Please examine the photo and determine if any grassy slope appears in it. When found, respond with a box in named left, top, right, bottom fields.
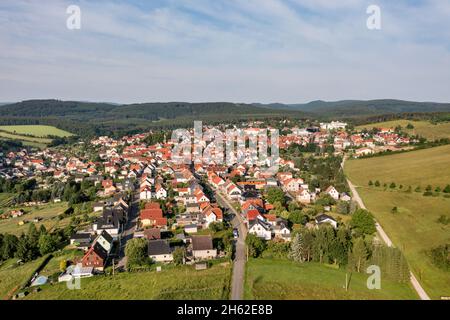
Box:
left=345, top=144, right=450, bottom=188
left=0, top=202, right=68, bottom=235
left=356, top=120, right=450, bottom=140
left=25, top=263, right=231, bottom=300
left=245, top=259, right=417, bottom=300
left=0, top=125, right=73, bottom=138
left=345, top=146, right=450, bottom=299
left=0, top=257, right=47, bottom=299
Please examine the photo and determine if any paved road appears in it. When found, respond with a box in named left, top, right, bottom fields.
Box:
left=342, top=158, right=431, bottom=300
left=117, top=192, right=140, bottom=269
left=215, top=191, right=247, bottom=300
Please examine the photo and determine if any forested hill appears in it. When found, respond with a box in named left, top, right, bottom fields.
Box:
left=0, top=100, right=307, bottom=137
left=256, top=99, right=450, bottom=118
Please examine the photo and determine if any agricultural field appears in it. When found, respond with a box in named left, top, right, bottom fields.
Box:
left=0, top=125, right=73, bottom=138
left=345, top=144, right=450, bottom=188
left=356, top=119, right=450, bottom=140
left=244, top=259, right=417, bottom=300
left=345, top=146, right=450, bottom=299
left=0, top=256, right=48, bottom=299
left=0, top=125, right=73, bottom=149
left=0, top=202, right=69, bottom=235
left=24, top=263, right=231, bottom=300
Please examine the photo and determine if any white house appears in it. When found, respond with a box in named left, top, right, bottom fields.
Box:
left=148, top=240, right=173, bottom=263
left=326, top=186, right=340, bottom=200
left=155, top=185, right=167, bottom=200
left=248, top=219, right=272, bottom=240
left=140, top=186, right=152, bottom=200
left=315, top=214, right=338, bottom=229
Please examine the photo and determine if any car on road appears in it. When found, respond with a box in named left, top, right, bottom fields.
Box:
left=233, top=228, right=239, bottom=239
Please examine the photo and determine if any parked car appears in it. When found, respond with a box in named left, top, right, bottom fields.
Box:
left=233, top=228, right=239, bottom=239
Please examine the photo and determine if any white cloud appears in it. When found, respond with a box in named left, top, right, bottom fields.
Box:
left=0, top=0, right=449, bottom=103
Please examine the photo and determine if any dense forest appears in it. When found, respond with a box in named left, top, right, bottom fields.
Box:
left=1, top=99, right=450, bottom=138
left=0, top=100, right=308, bottom=137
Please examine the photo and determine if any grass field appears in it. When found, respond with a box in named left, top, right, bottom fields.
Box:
left=0, top=256, right=47, bottom=299
left=0, top=125, right=72, bottom=149
left=244, top=259, right=417, bottom=300
left=345, top=144, right=450, bottom=188
left=0, top=202, right=68, bottom=235
left=345, top=146, right=450, bottom=299
left=25, top=263, right=231, bottom=300
left=0, top=125, right=73, bottom=138
left=356, top=120, right=450, bottom=140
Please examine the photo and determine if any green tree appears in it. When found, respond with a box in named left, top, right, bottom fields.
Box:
left=59, top=260, right=67, bottom=272
left=125, top=238, right=149, bottom=268
left=443, top=185, right=450, bottom=193
left=38, top=233, right=58, bottom=255
left=350, top=238, right=368, bottom=273
left=266, top=187, right=286, bottom=205
left=289, top=233, right=305, bottom=263
left=374, top=180, right=380, bottom=187
left=15, top=234, right=35, bottom=262
left=288, top=210, right=307, bottom=225
left=246, top=234, right=266, bottom=258
left=1, top=234, right=18, bottom=260
left=350, top=209, right=376, bottom=235
left=172, top=247, right=185, bottom=265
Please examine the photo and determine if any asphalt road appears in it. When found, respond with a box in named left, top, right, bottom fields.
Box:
left=342, top=158, right=431, bottom=300
left=117, top=192, right=140, bottom=269
left=215, top=191, right=247, bottom=300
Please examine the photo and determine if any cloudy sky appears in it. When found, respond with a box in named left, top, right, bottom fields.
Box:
left=0, top=0, right=449, bottom=104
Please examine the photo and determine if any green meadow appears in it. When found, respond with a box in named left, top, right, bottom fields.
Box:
left=345, top=145, right=450, bottom=299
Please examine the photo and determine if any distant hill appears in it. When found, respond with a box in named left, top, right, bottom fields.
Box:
left=1, top=99, right=449, bottom=137
left=0, top=100, right=307, bottom=137
left=255, top=99, right=450, bottom=118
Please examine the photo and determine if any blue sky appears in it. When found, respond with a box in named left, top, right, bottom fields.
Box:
left=0, top=0, right=449, bottom=103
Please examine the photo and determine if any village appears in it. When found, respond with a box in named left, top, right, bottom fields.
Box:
left=0, top=119, right=423, bottom=292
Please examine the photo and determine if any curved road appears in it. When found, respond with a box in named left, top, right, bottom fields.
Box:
left=343, top=158, right=431, bottom=300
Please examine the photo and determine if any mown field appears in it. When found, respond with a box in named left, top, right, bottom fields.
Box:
left=345, top=144, right=450, bottom=188
left=244, top=259, right=417, bottom=300
left=345, top=146, right=450, bottom=299
left=0, top=202, right=69, bottom=235
left=25, top=263, right=231, bottom=300
left=0, top=125, right=73, bottom=149
left=0, top=256, right=47, bottom=299
left=356, top=120, right=450, bottom=140
left=0, top=125, right=73, bottom=138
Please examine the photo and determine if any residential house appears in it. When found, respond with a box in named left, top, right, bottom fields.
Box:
left=191, top=235, right=217, bottom=260
left=148, top=240, right=173, bottom=263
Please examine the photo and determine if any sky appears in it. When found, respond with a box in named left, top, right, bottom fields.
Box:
left=0, top=0, right=450, bottom=104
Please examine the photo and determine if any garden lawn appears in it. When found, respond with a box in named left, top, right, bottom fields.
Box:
left=25, top=263, right=231, bottom=300
left=244, top=259, right=417, bottom=300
